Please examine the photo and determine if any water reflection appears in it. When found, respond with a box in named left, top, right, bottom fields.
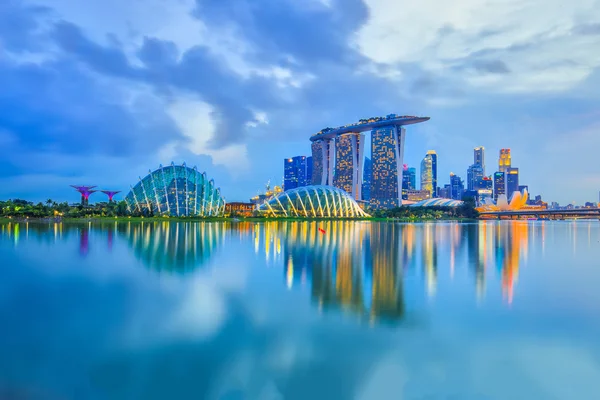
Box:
left=255, top=221, right=405, bottom=324
left=251, top=221, right=559, bottom=317
left=117, top=222, right=224, bottom=273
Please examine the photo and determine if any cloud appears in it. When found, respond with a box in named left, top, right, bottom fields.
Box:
left=355, top=0, right=600, bottom=93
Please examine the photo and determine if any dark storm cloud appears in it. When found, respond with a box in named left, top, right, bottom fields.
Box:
left=193, top=0, right=369, bottom=65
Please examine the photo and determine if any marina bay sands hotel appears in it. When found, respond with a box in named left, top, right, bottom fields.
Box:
left=310, top=114, right=430, bottom=208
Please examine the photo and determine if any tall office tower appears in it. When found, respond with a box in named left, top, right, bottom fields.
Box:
left=429, top=150, right=438, bottom=196
left=371, top=126, right=405, bottom=208
left=306, top=156, right=313, bottom=185
left=474, top=146, right=485, bottom=174
left=402, top=166, right=416, bottom=191
left=283, top=156, right=308, bottom=191
left=333, top=132, right=365, bottom=200
left=499, top=148, right=511, bottom=173
left=467, top=164, right=484, bottom=191
left=493, top=172, right=506, bottom=201
left=506, top=167, right=519, bottom=200
left=450, top=173, right=465, bottom=200
left=311, top=139, right=335, bottom=185
left=420, top=152, right=435, bottom=197
left=362, top=157, right=372, bottom=201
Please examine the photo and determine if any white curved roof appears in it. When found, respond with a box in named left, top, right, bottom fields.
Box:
left=257, top=185, right=370, bottom=218
left=409, top=198, right=464, bottom=208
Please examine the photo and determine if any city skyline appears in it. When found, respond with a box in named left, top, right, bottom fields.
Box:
left=0, top=1, right=599, bottom=205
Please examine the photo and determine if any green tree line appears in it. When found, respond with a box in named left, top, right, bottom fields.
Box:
left=0, top=199, right=130, bottom=218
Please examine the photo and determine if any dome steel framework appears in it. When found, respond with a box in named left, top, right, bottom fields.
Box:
left=125, top=162, right=225, bottom=216
left=257, top=185, right=370, bottom=218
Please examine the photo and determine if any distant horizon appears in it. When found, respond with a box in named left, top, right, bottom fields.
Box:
left=1, top=0, right=598, bottom=205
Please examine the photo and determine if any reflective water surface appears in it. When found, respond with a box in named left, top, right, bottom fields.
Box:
left=1, top=220, right=600, bottom=399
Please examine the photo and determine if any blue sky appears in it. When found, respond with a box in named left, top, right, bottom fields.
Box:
left=1, top=0, right=599, bottom=204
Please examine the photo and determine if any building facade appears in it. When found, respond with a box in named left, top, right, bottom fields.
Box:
left=493, top=171, right=506, bottom=201
left=420, top=152, right=434, bottom=197
left=474, top=146, right=485, bottom=174
left=450, top=173, right=465, bottom=200
left=370, top=126, right=405, bottom=208
left=333, top=133, right=365, bottom=200
left=284, top=156, right=310, bottom=191
left=310, top=139, right=335, bottom=186
left=499, top=148, right=511, bottom=173
left=362, top=157, right=372, bottom=201
left=467, top=164, right=484, bottom=191
left=506, top=167, right=519, bottom=200
left=225, top=202, right=255, bottom=217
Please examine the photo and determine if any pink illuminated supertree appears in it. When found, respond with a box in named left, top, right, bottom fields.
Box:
left=70, top=185, right=97, bottom=206
left=101, top=190, right=121, bottom=202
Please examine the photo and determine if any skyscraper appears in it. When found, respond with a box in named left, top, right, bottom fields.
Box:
left=499, top=149, right=511, bottom=173
left=506, top=167, right=519, bottom=200
left=493, top=172, right=506, bottom=201
left=333, top=132, right=365, bottom=200
left=474, top=146, right=485, bottom=174
left=371, top=126, right=405, bottom=208
left=362, top=157, right=372, bottom=201
left=429, top=150, right=438, bottom=196
left=311, top=139, right=335, bottom=185
left=467, top=164, right=484, bottom=191
left=402, top=166, right=416, bottom=191
left=306, top=156, right=313, bottom=185
left=284, top=156, right=308, bottom=191
left=420, top=151, right=436, bottom=197
left=450, top=173, right=465, bottom=200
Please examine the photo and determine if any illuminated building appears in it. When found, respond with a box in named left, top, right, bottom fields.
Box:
left=493, top=171, right=505, bottom=201
left=225, top=202, right=255, bottom=217
left=420, top=151, right=436, bottom=196
left=405, top=189, right=431, bottom=201
left=310, top=139, right=335, bottom=185
left=467, top=164, right=484, bottom=191
left=402, top=166, right=416, bottom=199
left=506, top=167, right=519, bottom=200
left=362, top=157, right=372, bottom=201
left=256, top=185, right=370, bottom=218
left=474, top=146, right=485, bottom=174
left=333, top=132, right=365, bottom=200
left=101, top=190, right=120, bottom=202
left=477, top=188, right=532, bottom=212
left=310, top=114, right=430, bottom=209
left=499, top=148, right=511, bottom=173
left=371, top=126, right=405, bottom=208
left=306, top=156, right=313, bottom=184
left=450, top=173, right=465, bottom=200
left=438, top=184, right=450, bottom=199
left=71, top=185, right=97, bottom=206
left=125, top=162, right=225, bottom=217
left=284, top=156, right=310, bottom=191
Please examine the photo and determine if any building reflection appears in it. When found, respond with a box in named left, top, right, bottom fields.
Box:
left=117, top=221, right=224, bottom=273
left=256, top=221, right=405, bottom=324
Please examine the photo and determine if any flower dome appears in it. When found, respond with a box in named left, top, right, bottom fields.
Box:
left=257, top=185, right=370, bottom=218
left=125, top=162, right=225, bottom=216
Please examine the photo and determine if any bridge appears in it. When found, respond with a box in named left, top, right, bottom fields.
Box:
left=479, top=208, right=600, bottom=220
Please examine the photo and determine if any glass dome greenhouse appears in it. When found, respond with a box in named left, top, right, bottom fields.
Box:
left=125, top=162, right=225, bottom=216
left=257, top=185, right=370, bottom=218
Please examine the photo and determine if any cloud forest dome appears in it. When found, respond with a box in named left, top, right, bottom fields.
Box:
left=257, top=186, right=370, bottom=218
left=125, top=162, right=225, bottom=217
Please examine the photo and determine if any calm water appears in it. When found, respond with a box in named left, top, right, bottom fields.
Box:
left=1, top=220, right=600, bottom=399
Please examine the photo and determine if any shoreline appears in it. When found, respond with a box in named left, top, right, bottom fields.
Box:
left=0, top=216, right=477, bottom=223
